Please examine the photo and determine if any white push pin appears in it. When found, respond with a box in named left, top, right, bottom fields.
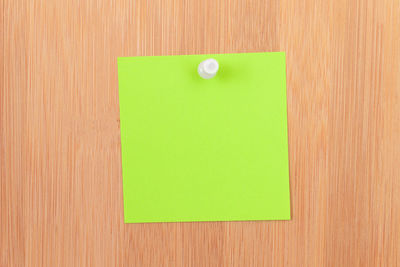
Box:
left=198, top=58, right=219, bottom=79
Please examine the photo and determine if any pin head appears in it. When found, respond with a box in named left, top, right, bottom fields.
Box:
left=198, top=59, right=219, bottom=79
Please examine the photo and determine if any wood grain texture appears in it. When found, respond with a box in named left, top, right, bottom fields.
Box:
left=1, top=0, right=400, bottom=266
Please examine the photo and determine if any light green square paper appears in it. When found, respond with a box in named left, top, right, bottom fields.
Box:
left=118, top=52, right=291, bottom=223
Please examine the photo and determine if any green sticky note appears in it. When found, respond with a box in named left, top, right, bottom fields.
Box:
left=118, top=52, right=291, bottom=223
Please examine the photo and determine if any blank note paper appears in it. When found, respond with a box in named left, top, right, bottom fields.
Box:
left=118, top=52, right=291, bottom=223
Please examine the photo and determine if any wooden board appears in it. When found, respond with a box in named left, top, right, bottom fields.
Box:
left=1, top=0, right=399, bottom=266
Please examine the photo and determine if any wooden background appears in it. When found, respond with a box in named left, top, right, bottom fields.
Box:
left=1, top=0, right=400, bottom=266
